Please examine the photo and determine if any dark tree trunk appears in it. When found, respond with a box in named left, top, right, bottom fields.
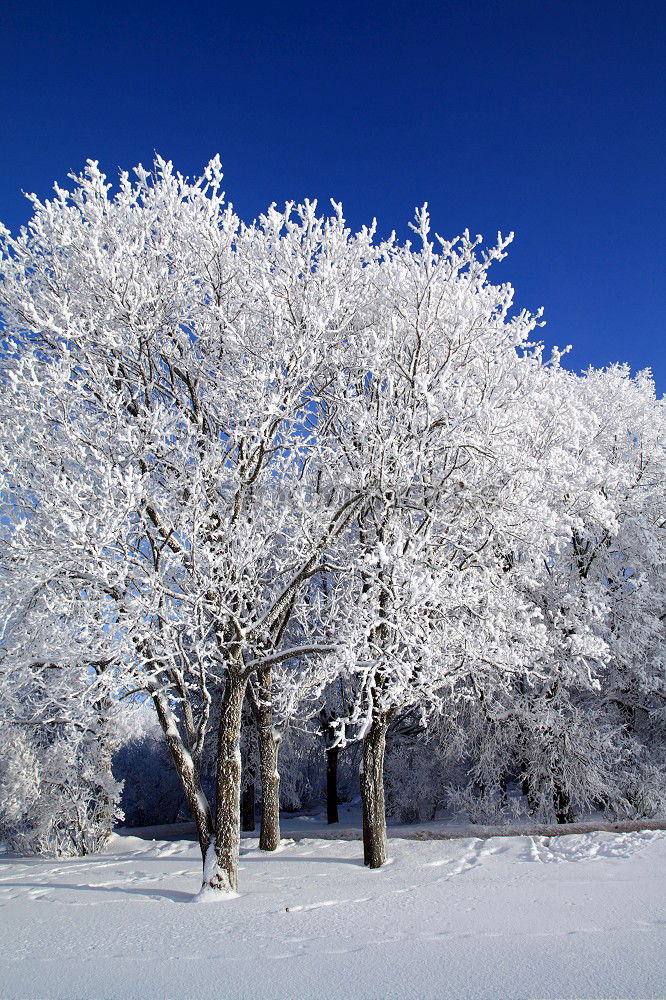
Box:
left=499, top=772, right=508, bottom=809
left=208, top=668, right=247, bottom=892
left=241, top=704, right=257, bottom=832
left=554, top=777, right=574, bottom=824
left=241, top=782, right=255, bottom=832
left=360, top=715, right=389, bottom=868
left=327, top=745, right=339, bottom=824
left=520, top=761, right=540, bottom=814
left=253, top=666, right=281, bottom=852
left=258, top=722, right=281, bottom=851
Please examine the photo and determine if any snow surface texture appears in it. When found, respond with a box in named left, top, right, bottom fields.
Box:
left=1, top=823, right=664, bottom=1000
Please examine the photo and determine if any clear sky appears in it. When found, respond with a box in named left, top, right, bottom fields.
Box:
left=1, top=0, right=664, bottom=392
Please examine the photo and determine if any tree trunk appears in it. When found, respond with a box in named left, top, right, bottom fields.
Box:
left=520, top=759, right=539, bottom=814
left=241, top=704, right=257, bottom=832
left=207, top=669, right=247, bottom=893
left=327, top=745, right=339, bottom=824
left=258, top=722, right=281, bottom=851
left=499, top=772, right=508, bottom=809
left=241, top=781, right=255, bottom=832
left=253, top=666, right=281, bottom=852
left=554, top=777, right=574, bottom=824
left=360, top=715, right=389, bottom=868
left=90, top=670, right=120, bottom=851
left=92, top=741, right=117, bottom=850
left=152, top=689, right=213, bottom=862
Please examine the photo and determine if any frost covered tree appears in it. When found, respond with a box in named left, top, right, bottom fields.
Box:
left=0, top=580, right=126, bottom=854
left=0, top=158, right=377, bottom=892
left=1, top=155, right=662, bottom=893
left=319, top=212, right=565, bottom=866
left=437, top=363, right=666, bottom=824
left=517, top=364, right=666, bottom=820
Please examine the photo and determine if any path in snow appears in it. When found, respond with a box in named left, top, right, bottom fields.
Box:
left=1, top=827, right=664, bottom=999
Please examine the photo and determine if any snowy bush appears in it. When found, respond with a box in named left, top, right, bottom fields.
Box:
left=0, top=720, right=123, bottom=857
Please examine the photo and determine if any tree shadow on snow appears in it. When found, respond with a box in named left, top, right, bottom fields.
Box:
left=3, top=881, right=193, bottom=903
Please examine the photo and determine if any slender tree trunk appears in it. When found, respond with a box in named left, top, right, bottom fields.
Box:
left=520, top=754, right=540, bottom=814
left=207, top=668, right=247, bottom=893
left=360, top=715, right=389, bottom=868
left=91, top=669, right=120, bottom=850
left=93, top=741, right=117, bottom=848
left=475, top=776, right=486, bottom=803
left=553, top=776, right=574, bottom=824
left=327, top=745, right=339, bottom=824
left=499, top=772, right=508, bottom=809
left=241, top=781, right=256, bottom=832
left=241, top=705, right=257, bottom=832
left=254, top=666, right=281, bottom=852
left=151, top=689, right=213, bottom=862
left=258, top=722, right=281, bottom=851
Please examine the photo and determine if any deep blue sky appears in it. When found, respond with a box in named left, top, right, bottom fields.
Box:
left=1, top=0, right=664, bottom=391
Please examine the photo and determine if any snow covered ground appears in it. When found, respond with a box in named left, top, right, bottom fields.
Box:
left=1, top=819, right=665, bottom=1000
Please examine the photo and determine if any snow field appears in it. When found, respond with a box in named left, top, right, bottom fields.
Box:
left=1, top=827, right=665, bottom=999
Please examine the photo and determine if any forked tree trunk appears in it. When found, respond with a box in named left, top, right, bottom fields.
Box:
left=360, top=715, right=389, bottom=868
left=151, top=689, right=213, bottom=862
left=327, top=745, right=339, bottom=824
left=207, top=669, right=247, bottom=893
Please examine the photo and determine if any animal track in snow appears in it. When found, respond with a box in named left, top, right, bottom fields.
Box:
left=529, top=830, right=663, bottom=864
